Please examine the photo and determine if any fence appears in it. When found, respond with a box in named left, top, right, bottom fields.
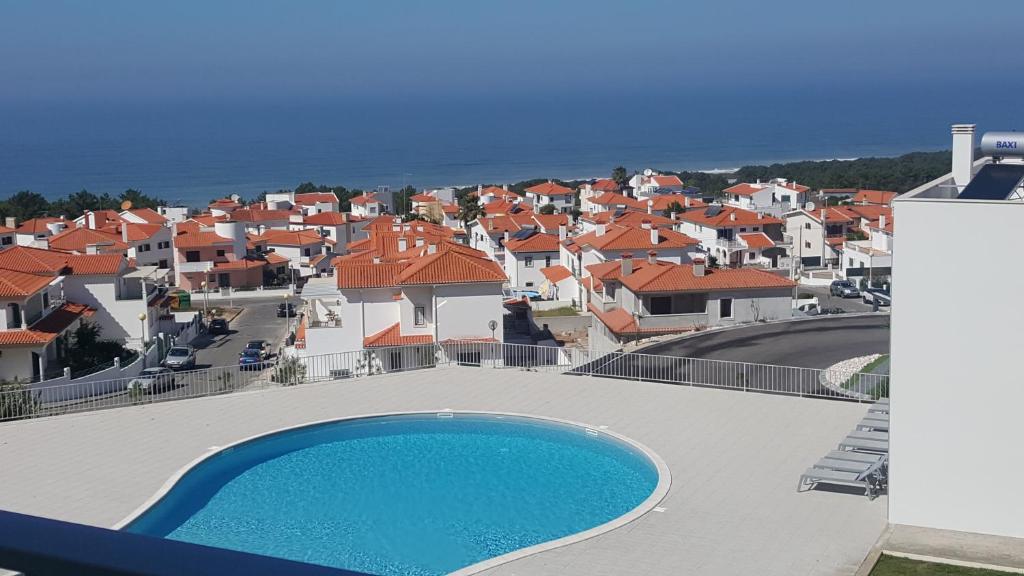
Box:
left=0, top=341, right=888, bottom=422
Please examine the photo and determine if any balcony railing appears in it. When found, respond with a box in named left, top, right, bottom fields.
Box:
left=714, top=237, right=745, bottom=251
left=178, top=261, right=213, bottom=273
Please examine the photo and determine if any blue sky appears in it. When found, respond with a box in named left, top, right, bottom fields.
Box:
left=1, top=0, right=1022, bottom=104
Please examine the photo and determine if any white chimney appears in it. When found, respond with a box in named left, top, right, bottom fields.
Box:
left=693, top=258, right=706, bottom=277
left=477, top=184, right=483, bottom=193
left=670, top=211, right=677, bottom=221
left=415, top=237, right=424, bottom=247
left=641, top=221, right=652, bottom=230
left=952, top=124, right=976, bottom=190
left=558, top=224, right=567, bottom=241
left=488, top=218, right=494, bottom=231
left=4, top=217, right=15, bottom=228
left=372, top=255, right=381, bottom=264
left=647, top=250, right=657, bottom=264
left=596, top=224, right=606, bottom=237
left=684, top=197, right=691, bottom=208
left=650, top=227, right=659, bottom=245
left=397, top=236, right=408, bottom=252
left=820, top=209, right=827, bottom=222
left=729, top=212, right=737, bottom=222
left=620, top=254, right=633, bottom=276
left=502, top=184, right=509, bottom=191
left=86, top=211, right=96, bottom=230
left=647, top=200, right=653, bottom=215
left=85, top=243, right=99, bottom=255
left=121, top=223, right=129, bottom=243
left=503, top=231, right=510, bottom=243
left=427, top=243, right=437, bottom=254
left=879, top=215, right=887, bottom=230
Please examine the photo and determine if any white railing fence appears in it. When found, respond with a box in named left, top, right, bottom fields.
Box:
left=0, top=342, right=888, bottom=422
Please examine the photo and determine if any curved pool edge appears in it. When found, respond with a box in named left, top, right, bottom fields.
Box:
left=112, top=410, right=673, bottom=574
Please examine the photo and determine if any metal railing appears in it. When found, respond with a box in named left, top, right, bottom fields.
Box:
left=0, top=342, right=888, bottom=422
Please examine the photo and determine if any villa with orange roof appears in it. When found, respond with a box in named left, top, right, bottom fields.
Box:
left=628, top=170, right=685, bottom=199
left=523, top=181, right=575, bottom=213
left=119, top=207, right=170, bottom=226
left=13, top=217, right=69, bottom=248
left=723, top=178, right=810, bottom=217
left=249, top=229, right=331, bottom=279
left=566, top=222, right=700, bottom=270
left=296, top=211, right=369, bottom=253
left=578, top=179, right=620, bottom=213
left=783, top=207, right=863, bottom=267
left=173, top=220, right=267, bottom=291
left=675, top=204, right=790, bottom=269
left=840, top=212, right=893, bottom=281
left=584, top=255, right=796, bottom=349
left=502, top=229, right=562, bottom=292
left=349, top=192, right=386, bottom=219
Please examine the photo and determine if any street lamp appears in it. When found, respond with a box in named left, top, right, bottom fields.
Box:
left=200, top=281, right=209, bottom=319
left=138, top=313, right=148, bottom=367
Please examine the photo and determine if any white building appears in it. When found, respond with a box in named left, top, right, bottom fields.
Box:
left=156, top=206, right=191, bottom=224
left=523, top=181, right=575, bottom=213
left=890, top=124, right=1024, bottom=541
left=578, top=179, right=621, bottom=214
left=14, top=217, right=68, bottom=248
left=502, top=230, right=561, bottom=291
left=349, top=193, right=385, bottom=219
left=628, top=170, right=685, bottom=199
left=674, top=205, right=788, bottom=269
left=722, top=178, right=809, bottom=217
left=840, top=214, right=893, bottom=282
left=294, top=192, right=340, bottom=215
left=297, top=212, right=369, bottom=255
left=565, top=223, right=699, bottom=270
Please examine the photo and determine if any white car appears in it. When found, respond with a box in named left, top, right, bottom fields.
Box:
left=128, top=367, right=176, bottom=393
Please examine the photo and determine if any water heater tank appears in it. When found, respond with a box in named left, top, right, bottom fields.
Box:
left=980, top=132, right=1024, bottom=157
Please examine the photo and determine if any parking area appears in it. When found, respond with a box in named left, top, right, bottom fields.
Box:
left=798, top=284, right=879, bottom=313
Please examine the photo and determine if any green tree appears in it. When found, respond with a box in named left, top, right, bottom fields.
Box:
left=0, top=379, right=38, bottom=421
left=457, top=193, right=485, bottom=226
left=538, top=203, right=556, bottom=215
left=611, top=166, right=629, bottom=187
left=393, top=185, right=416, bottom=215
left=66, top=322, right=135, bottom=375
left=661, top=201, right=685, bottom=218
left=0, top=190, right=50, bottom=222
left=119, top=189, right=164, bottom=210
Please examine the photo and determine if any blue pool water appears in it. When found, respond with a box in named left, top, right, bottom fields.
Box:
left=126, top=414, right=661, bottom=575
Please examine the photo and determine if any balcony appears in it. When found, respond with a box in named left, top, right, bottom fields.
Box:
left=178, top=261, right=213, bottom=273
left=23, top=297, right=66, bottom=327
left=714, top=237, right=745, bottom=252
left=636, top=312, right=708, bottom=330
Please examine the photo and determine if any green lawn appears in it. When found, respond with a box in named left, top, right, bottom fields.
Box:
left=871, top=555, right=1011, bottom=576
left=532, top=307, right=579, bottom=317
left=842, top=354, right=890, bottom=399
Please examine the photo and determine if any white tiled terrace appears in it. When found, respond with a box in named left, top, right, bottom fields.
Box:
left=0, top=367, right=886, bottom=575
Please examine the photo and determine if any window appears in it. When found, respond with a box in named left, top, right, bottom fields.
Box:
left=720, top=298, right=733, bottom=319
left=141, top=243, right=151, bottom=252
left=749, top=251, right=756, bottom=260
left=545, top=255, right=551, bottom=267
left=804, top=222, right=811, bottom=230
left=215, top=249, right=226, bottom=257
left=303, top=248, right=311, bottom=257
left=524, top=256, right=533, bottom=268
left=159, top=259, right=168, bottom=268
left=1, top=236, right=12, bottom=245
left=42, top=292, right=49, bottom=309
left=157, top=241, right=170, bottom=249
left=186, top=251, right=200, bottom=262
left=6, top=303, right=20, bottom=329
left=525, top=281, right=534, bottom=288
left=849, top=258, right=855, bottom=267
left=752, top=227, right=759, bottom=232
left=649, top=296, right=672, bottom=315
left=414, top=306, right=425, bottom=326
left=740, top=227, right=747, bottom=232
left=805, top=241, right=812, bottom=249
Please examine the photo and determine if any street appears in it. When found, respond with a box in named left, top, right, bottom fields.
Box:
left=798, top=285, right=879, bottom=313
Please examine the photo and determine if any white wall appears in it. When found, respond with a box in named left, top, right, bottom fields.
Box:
left=62, top=275, right=148, bottom=343
left=889, top=197, right=1024, bottom=539
left=0, top=346, right=42, bottom=381
left=435, top=283, right=504, bottom=342
left=505, top=250, right=557, bottom=289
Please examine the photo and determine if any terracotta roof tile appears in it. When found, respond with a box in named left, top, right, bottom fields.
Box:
left=124, top=207, right=168, bottom=224
left=0, top=270, right=55, bottom=297
left=363, top=323, right=433, bottom=348
left=15, top=217, right=63, bottom=235
left=294, top=193, right=339, bottom=205
left=349, top=194, right=380, bottom=206
left=739, top=233, right=775, bottom=250
left=504, top=232, right=561, bottom=253
left=541, top=265, right=573, bottom=284
left=0, top=302, right=95, bottom=346
left=574, top=224, right=698, bottom=251
left=621, top=263, right=796, bottom=294
left=249, top=229, right=324, bottom=247
left=173, top=231, right=233, bottom=248
left=0, top=247, right=124, bottom=275
left=48, top=227, right=128, bottom=253
left=304, top=212, right=349, bottom=225
left=677, top=205, right=783, bottom=228
left=525, top=181, right=574, bottom=197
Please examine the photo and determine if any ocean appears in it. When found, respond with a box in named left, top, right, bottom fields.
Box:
left=0, top=84, right=1017, bottom=207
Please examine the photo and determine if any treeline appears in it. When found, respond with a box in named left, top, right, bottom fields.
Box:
left=0, top=189, right=165, bottom=224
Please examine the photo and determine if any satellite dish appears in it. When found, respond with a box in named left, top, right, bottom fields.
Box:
left=120, top=200, right=133, bottom=210
left=230, top=194, right=241, bottom=203
left=643, top=169, right=654, bottom=177
left=804, top=201, right=816, bottom=212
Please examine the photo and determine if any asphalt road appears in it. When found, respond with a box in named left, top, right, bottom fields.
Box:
left=640, top=314, right=890, bottom=369
left=798, top=285, right=879, bottom=313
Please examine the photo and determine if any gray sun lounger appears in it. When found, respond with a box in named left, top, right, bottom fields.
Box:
left=867, top=404, right=890, bottom=415
left=814, top=458, right=877, bottom=474
left=857, top=418, right=889, bottom=432
left=838, top=436, right=889, bottom=453
left=825, top=450, right=887, bottom=465
left=799, top=459, right=886, bottom=498
left=847, top=430, right=889, bottom=442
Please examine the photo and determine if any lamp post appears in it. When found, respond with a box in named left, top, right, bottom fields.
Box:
left=138, top=313, right=147, bottom=366
left=283, top=293, right=291, bottom=332
left=200, top=281, right=209, bottom=319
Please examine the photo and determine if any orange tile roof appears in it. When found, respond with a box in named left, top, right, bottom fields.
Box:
left=723, top=183, right=764, bottom=197
left=621, top=262, right=796, bottom=294
left=304, top=212, right=350, bottom=225
left=480, top=200, right=529, bottom=216
left=209, top=198, right=242, bottom=209
left=349, top=194, right=380, bottom=206
left=442, top=203, right=460, bottom=215
left=0, top=302, right=95, bottom=346
left=294, top=316, right=307, bottom=349
left=337, top=250, right=505, bottom=289
left=525, top=181, right=574, bottom=197
left=651, top=175, right=684, bottom=187
left=677, top=205, right=783, bottom=228
left=409, top=193, right=439, bottom=203
left=62, top=254, right=126, bottom=275
left=363, top=323, right=433, bottom=348
left=586, top=211, right=675, bottom=228
left=589, top=192, right=645, bottom=210
left=124, top=207, right=168, bottom=224
left=249, top=229, right=324, bottom=247
left=851, top=190, right=898, bottom=205
left=739, top=233, right=775, bottom=250
left=229, top=208, right=298, bottom=223
left=48, top=227, right=128, bottom=253
left=0, top=270, right=56, bottom=297
left=0, top=246, right=124, bottom=275
left=264, top=252, right=289, bottom=265
left=574, top=224, right=698, bottom=251
left=478, top=186, right=521, bottom=199
left=294, top=192, right=339, bottom=205
left=531, top=213, right=569, bottom=231
left=587, top=304, right=637, bottom=333
left=647, top=195, right=706, bottom=212
left=116, top=223, right=165, bottom=242
left=212, top=258, right=266, bottom=271
left=504, top=232, right=561, bottom=253
left=173, top=231, right=233, bottom=248
left=587, top=178, right=620, bottom=192
left=15, top=217, right=63, bottom=235
left=541, top=265, right=573, bottom=284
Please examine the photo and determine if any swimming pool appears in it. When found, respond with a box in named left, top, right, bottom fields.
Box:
left=124, top=412, right=667, bottom=575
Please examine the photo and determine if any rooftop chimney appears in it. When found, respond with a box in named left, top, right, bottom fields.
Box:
left=372, top=255, right=381, bottom=264
left=397, top=236, right=408, bottom=252
left=121, top=223, right=129, bottom=243
left=670, top=211, right=677, bottom=221
left=502, top=184, right=509, bottom=191
left=650, top=227, right=659, bottom=245
left=86, top=211, right=96, bottom=230
left=621, top=254, right=633, bottom=276
left=729, top=212, right=737, bottom=222
left=427, top=243, right=437, bottom=254
left=85, top=243, right=100, bottom=255
left=596, top=224, right=606, bottom=237
left=477, top=184, right=483, bottom=193
left=952, top=124, right=976, bottom=190
left=684, top=197, right=691, bottom=208
left=641, top=221, right=652, bottom=230
left=647, top=200, right=653, bottom=215
left=558, top=224, right=567, bottom=241
left=648, top=250, right=657, bottom=264
left=879, top=215, right=887, bottom=230
left=415, top=237, right=424, bottom=247
left=693, top=258, right=706, bottom=277
left=503, top=231, right=510, bottom=244
left=820, top=209, right=827, bottom=221
left=4, top=217, right=15, bottom=229
left=488, top=218, right=494, bottom=231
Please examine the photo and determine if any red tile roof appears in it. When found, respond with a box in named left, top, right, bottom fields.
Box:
left=586, top=211, right=675, bottom=229
left=173, top=231, right=233, bottom=248
left=0, top=269, right=56, bottom=297
left=739, top=233, right=775, bottom=250
left=531, top=213, right=569, bottom=231
left=118, top=223, right=165, bottom=242
left=209, top=198, right=242, bottom=209
left=0, top=246, right=124, bottom=275
left=0, top=303, right=95, bottom=346
left=363, top=323, right=434, bottom=348
left=574, top=224, right=698, bottom=251
left=337, top=250, right=505, bottom=288
left=587, top=178, right=620, bottom=192
left=589, top=192, right=645, bottom=210
left=124, top=207, right=168, bottom=224
left=48, top=227, right=128, bottom=253
left=294, top=192, right=339, bottom=205
left=15, top=217, right=63, bottom=235
left=349, top=194, right=380, bottom=206
left=541, top=265, right=573, bottom=284
left=228, top=208, right=298, bottom=223
left=676, top=205, right=783, bottom=228
left=264, top=252, right=289, bottom=265
left=651, top=175, right=684, bottom=187
left=212, top=258, right=266, bottom=271
left=504, top=232, right=561, bottom=253
left=647, top=195, right=706, bottom=212
left=249, top=229, right=324, bottom=247
left=621, top=263, right=796, bottom=294
left=304, top=212, right=350, bottom=225
left=409, top=193, right=439, bottom=203
left=851, top=190, right=898, bottom=206
left=525, top=181, right=574, bottom=197
left=478, top=186, right=521, bottom=199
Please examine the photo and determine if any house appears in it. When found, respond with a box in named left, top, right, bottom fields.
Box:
left=14, top=217, right=68, bottom=248
left=476, top=185, right=521, bottom=205
left=298, top=211, right=369, bottom=254
left=58, top=220, right=173, bottom=269
left=578, top=210, right=675, bottom=234
left=628, top=171, right=685, bottom=199
left=584, top=192, right=645, bottom=216
left=226, top=208, right=298, bottom=234
left=851, top=189, right=898, bottom=206
left=119, top=207, right=170, bottom=226
left=173, top=220, right=266, bottom=291
left=249, top=229, right=330, bottom=279
left=783, top=207, right=877, bottom=267
left=578, top=179, right=620, bottom=214
left=468, top=214, right=534, bottom=264
left=208, top=198, right=243, bottom=217
left=566, top=223, right=700, bottom=274
left=296, top=246, right=507, bottom=369
left=156, top=205, right=191, bottom=224
left=440, top=203, right=462, bottom=229
left=539, top=265, right=578, bottom=304
left=47, top=227, right=129, bottom=255
left=0, top=225, right=15, bottom=250
left=722, top=179, right=810, bottom=216
left=841, top=214, right=893, bottom=282
left=349, top=192, right=385, bottom=218
left=502, top=230, right=562, bottom=291
left=294, top=192, right=340, bottom=215
left=118, top=223, right=173, bottom=269
left=675, top=205, right=789, bottom=269
left=585, top=255, right=795, bottom=350
left=523, top=181, right=575, bottom=213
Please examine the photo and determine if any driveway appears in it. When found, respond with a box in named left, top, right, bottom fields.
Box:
left=639, top=314, right=890, bottom=369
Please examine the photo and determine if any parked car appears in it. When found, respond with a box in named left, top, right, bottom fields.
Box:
left=862, top=288, right=892, bottom=306
left=277, top=303, right=296, bottom=317
left=829, top=280, right=861, bottom=298
left=245, top=339, right=271, bottom=360
left=162, top=345, right=196, bottom=370
left=796, top=302, right=820, bottom=316
left=209, top=318, right=229, bottom=334
left=128, top=367, right=176, bottom=393
left=238, top=348, right=268, bottom=370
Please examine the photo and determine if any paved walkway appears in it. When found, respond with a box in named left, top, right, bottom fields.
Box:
left=0, top=367, right=886, bottom=575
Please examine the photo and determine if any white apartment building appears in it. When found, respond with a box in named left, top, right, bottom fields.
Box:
left=675, top=205, right=788, bottom=268
left=890, top=124, right=1024, bottom=541
left=502, top=230, right=561, bottom=291
left=628, top=170, right=685, bottom=199
left=723, top=178, right=809, bottom=217
left=350, top=193, right=385, bottom=219
left=523, top=181, right=575, bottom=213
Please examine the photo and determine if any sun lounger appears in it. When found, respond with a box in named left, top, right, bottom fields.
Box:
left=875, top=398, right=890, bottom=405
left=799, top=459, right=886, bottom=498
left=847, top=430, right=889, bottom=442
left=838, top=436, right=888, bottom=453
left=857, top=418, right=889, bottom=431
left=814, top=458, right=876, bottom=474
left=867, top=402, right=890, bottom=414
left=825, top=450, right=886, bottom=465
